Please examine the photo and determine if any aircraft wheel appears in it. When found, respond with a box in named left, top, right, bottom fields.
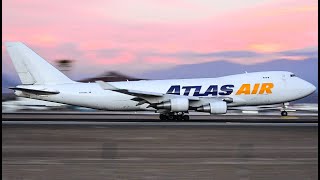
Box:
left=281, top=111, right=288, bottom=116
left=159, top=114, right=167, bottom=120
left=176, top=115, right=183, bottom=121
left=168, top=114, right=175, bottom=120
left=182, top=115, right=190, bottom=121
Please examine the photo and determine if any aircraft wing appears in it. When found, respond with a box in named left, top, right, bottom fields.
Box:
left=96, top=81, right=201, bottom=106
left=96, top=81, right=164, bottom=97
left=96, top=81, right=234, bottom=113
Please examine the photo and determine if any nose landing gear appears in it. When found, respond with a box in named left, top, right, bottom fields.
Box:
left=281, top=111, right=288, bottom=116
left=280, top=102, right=289, bottom=116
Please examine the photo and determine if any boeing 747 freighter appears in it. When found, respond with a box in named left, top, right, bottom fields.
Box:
left=5, top=42, right=316, bottom=120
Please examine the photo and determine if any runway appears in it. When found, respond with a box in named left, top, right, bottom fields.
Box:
left=2, top=116, right=318, bottom=180
left=2, top=111, right=318, bottom=124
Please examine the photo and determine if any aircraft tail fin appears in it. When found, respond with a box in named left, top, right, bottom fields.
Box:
left=5, top=42, right=75, bottom=85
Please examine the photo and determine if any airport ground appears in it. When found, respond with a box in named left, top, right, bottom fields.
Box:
left=2, top=111, right=319, bottom=122
left=2, top=113, right=318, bottom=180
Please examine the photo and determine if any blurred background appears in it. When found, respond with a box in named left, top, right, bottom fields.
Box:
left=2, top=0, right=318, bottom=113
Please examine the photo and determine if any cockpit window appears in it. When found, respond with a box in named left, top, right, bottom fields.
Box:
left=290, top=74, right=296, bottom=77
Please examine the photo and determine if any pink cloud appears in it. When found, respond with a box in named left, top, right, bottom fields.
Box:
left=2, top=0, right=317, bottom=75
left=145, top=56, right=181, bottom=64
left=85, top=51, right=134, bottom=65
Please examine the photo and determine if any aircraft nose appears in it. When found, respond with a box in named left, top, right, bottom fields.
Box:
left=310, top=83, right=316, bottom=93
left=304, top=81, right=316, bottom=95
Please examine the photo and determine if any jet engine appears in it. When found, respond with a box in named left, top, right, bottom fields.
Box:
left=157, top=98, right=189, bottom=112
left=197, top=101, right=227, bottom=114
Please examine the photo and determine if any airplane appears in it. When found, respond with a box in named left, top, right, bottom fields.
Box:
left=228, top=103, right=318, bottom=114
left=5, top=42, right=316, bottom=120
left=2, top=97, right=67, bottom=112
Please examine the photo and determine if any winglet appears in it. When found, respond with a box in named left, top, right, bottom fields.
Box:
left=96, top=81, right=118, bottom=90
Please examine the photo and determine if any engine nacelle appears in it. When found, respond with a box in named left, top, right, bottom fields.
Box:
left=197, top=101, right=227, bottom=114
left=157, top=98, right=189, bottom=112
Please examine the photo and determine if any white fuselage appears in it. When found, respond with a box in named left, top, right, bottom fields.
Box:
left=14, top=71, right=316, bottom=111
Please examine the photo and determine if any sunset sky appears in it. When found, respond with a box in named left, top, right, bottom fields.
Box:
left=2, top=0, right=318, bottom=79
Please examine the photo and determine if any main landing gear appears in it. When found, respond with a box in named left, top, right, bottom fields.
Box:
left=159, top=112, right=189, bottom=121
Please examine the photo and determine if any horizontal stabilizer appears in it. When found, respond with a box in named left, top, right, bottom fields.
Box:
left=9, top=87, right=60, bottom=95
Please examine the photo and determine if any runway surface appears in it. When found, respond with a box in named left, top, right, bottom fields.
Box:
left=2, top=117, right=318, bottom=180
left=2, top=112, right=318, bottom=123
